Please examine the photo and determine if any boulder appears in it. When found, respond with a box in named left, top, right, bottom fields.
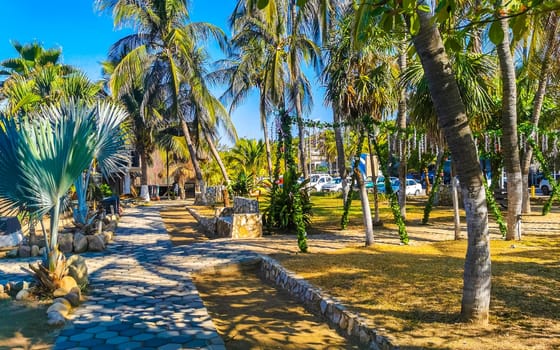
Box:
left=53, top=297, right=72, bottom=309
left=53, top=288, right=68, bottom=297
left=18, top=245, right=31, bottom=258
left=15, top=289, right=31, bottom=301
left=73, top=232, right=88, bottom=253
left=58, top=233, right=74, bottom=253
left=102, top=230, right=113, bottom=244
left=63, top=291, right=80, bottom=307
left=87, top=235, right=105, bottom=251
left=0, top=293, right=10, bottom=300
left=13, top=281, right=29, bottom=294
left=0, top=284, right=3, bottom=294
left=47, top=301, right=70, bottom=318
left=58, top=276, right=78, bottom=295
left=47, top=311, right=66, bottom=327
left=38, top=247, right=46, bottom=256
left=31, top=245, right=40, bottom=257
left=67, top=255, right=88, bottom=287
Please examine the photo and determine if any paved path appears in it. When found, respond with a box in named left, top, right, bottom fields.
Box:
left=1, top=204, right=261, bottom=350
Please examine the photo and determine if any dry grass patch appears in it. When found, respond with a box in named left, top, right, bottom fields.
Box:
left=274, top=236, right=560, bottom=350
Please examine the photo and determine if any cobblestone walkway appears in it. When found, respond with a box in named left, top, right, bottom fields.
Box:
left=0, top=204, right=261, bottom=350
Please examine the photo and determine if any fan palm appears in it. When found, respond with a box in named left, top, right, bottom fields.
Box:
left=0, top=101, right=98, bottom=285
left=73, top=101, right=129, bottom=225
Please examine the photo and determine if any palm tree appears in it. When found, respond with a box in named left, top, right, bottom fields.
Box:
left=0, top=42, right=100, bottom=115
left=228, top=138, right=267, bottom=186
left=97, top=0, right=231, bottom=204
left=73, top=101, right=130, bottom=225
left=0, top=101, right=99, bottom=291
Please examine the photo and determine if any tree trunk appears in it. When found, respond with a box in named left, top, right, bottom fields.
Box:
left=397, top=45, right=408, bottom=219
left=204, top=132, right=230, bottom=184
left=140, top=148, right=149, bottom=186
left=355, top=129, right=374, bottom=246
left=260, top=93, right=274, bottom=179
left=496, top=17, right=522, bottom=240
left=334, top=108, right=349, bottom=201
left=181, top=120, right=207, bottom=204
left=367, top=138, right=381, bottom=224
left=413, top=8, right=490, bottom=325
left=521, top=14, right=559, bottom=213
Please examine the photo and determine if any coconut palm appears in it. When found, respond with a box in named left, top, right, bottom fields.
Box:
left=97, top=0, right=232, bottom=204
left=228, top=138, right=267, bottom=186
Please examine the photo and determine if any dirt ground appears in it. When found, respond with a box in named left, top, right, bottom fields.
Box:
left=193, top=269, right=360, bottom=350
left=0, top=299, right=55, bottom=350
left=161, top=201, right=560, bottom=350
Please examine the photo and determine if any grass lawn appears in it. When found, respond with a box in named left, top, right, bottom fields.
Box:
left=188, top=193, right=560, bottom=349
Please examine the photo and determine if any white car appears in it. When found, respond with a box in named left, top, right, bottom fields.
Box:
left=308, top=174, right=332, bottom=192
left=322, top=177, right=343, bottom=192
left=395, top=178, right=423, bottom=196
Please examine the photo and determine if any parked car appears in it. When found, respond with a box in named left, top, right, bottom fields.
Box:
left=308, top=174, right=333, bottom=192
left=322, top=177, right=343, bottom=192
left=376, top=176, right=399, bottom=194
left=539, top=174, right=560, bottom=195
left=394, top=178, right=423, bottom=196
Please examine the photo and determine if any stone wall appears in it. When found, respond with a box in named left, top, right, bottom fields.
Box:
left=233, top=197, right=259, bottom=214
left=258, top=256, right=398, bottom=350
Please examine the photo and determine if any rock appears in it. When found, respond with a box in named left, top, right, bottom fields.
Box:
left=15, top=289, right=31, bottom=301
left=53, top=297, right=72, bottom=309
left=0, top=292, right=10, bottom=300
left=13, top=281, right=29, bottom=294
left=67, top=255, right=88, bottom=287
left=18, top=245, right=31, bottom=258
left=87, top=235, right=105, bottom=251
left=105, top=221, right=117, bottom=232
left=63, top=291, right=80, bottom=307
left=31, top=245, right=40, bottom=257
left=47, top=301, right=70, bottom=317
left=73, top=232, right=88, bottom=253
left=47, top=311, right=66, bottom=327
left=0, top=284, right=3, bottom=294
left=38, top=247, right=46, bottom=256
left=6, top=248, right=18, bottom=258
left=53, top=288, right=68, bottom=297
left=102, top=230, right=113, bottom=244
left=58, top=233, right=74, bottom=253
left=58, top=276, right=78, bottom=294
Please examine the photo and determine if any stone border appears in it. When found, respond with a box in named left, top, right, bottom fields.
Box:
left=258, top=256, right=398, bottom=350
left=197, top=255, right=398, bottom=350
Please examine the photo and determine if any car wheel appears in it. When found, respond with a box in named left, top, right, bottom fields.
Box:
left=415, top=189, right=420, bottom=196
left=542, top=186, right=550, bottom=195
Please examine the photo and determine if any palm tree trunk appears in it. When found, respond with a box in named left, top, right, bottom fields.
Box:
left=140, top=148, right=149, bottom=186
left=260, top=93, right=274, bottom=179
left=397, top=45, right=408, bottom=219
left=204, top=132, right=230, bottom=184
left=367, top=138, right=381, bottom=224
left=355, top=129, right=374, bottom=246
left=413, top=7, right=490, bottom=325
left=334, top=108, right=349, bottom=201
left=496, top=17, right=522, bottom=241
left=521, top=14, right=559, bottom=213
left=181, top=120, right=207, bottom=204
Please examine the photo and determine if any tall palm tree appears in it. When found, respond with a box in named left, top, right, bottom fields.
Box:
left=0, top=41, right=65, bottom=77
left=97, top=0, right=232, bottom=204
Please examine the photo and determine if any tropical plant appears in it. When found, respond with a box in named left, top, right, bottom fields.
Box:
left=98, top=0, right=232, bottom=204
left=0, top=101, right=100, bottom=293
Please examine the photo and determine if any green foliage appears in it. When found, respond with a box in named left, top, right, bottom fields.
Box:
left=229, top=171, right=252, bottom=197
left=265, top=111, right=309, bottom=252
left=99, top=183, right=113, bottom=197
left=484, top=180, right=507, bottom=237
left=422, top=155, right=445, bottom=225
left=263, top=169, right=313, bottom=231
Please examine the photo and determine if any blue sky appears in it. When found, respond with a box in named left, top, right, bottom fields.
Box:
left=0, top=1, right=331, bottom=143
